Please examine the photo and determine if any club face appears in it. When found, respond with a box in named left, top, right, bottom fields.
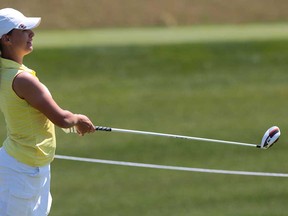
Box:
left=260, top=126, right=281, bottom=149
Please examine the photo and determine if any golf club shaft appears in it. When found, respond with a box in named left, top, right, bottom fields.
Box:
left=95, top=126, right=259, bottom=148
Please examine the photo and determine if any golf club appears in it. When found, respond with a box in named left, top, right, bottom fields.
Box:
left=90, top=125, right=280, bottom=149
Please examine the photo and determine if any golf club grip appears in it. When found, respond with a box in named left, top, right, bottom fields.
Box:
left=95, top=126, right=112, bottom=132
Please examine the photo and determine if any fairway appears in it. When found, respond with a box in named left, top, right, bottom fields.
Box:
left=1, top=24, right=288, bottom=215
left=34, top=23, right=288, bottom=48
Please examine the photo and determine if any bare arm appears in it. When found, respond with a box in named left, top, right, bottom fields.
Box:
left=13, top=72, right=95, bottom=135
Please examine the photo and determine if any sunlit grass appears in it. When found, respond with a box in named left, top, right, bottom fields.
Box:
left=34, top=23, right=288, bottom=48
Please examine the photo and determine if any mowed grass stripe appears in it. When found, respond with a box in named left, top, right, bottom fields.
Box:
left=34, top=23, right=288, bottom=48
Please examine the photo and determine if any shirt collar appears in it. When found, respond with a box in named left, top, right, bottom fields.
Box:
left=0, top=57, right=35, bottom=75
left=0, top=57, right=22, bottom=69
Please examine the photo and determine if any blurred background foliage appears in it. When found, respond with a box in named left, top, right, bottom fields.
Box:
left=2, top=0, right=288, bottom=29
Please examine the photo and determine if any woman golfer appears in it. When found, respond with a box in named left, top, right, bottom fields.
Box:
left=0, top=8, right=95, bottom=215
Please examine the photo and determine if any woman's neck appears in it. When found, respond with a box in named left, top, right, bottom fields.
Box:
left=1, top=51, right=23, bottom=64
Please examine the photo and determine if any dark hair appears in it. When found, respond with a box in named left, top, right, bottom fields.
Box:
left=0, top=29, right=13, bottom=55
left=0, top=39, right=2, bottom=56
left=6, top=29, right=13, bottom=35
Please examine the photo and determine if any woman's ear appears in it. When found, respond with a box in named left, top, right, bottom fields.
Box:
left=1, top=34, right=11, bottom=44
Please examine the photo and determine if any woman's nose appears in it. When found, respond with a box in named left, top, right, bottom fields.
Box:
left=28, top=30, right=35, bottom=38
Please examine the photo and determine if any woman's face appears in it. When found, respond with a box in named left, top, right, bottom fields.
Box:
left=8, top=29, right=35, bottom=57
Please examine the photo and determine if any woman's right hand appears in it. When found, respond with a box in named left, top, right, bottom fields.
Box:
left=74, top=114, right=95, bottom=136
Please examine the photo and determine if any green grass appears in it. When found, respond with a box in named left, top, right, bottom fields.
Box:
left=1, top=24, right=288, bottom=215
left=34, top=23, right=288, bottom=48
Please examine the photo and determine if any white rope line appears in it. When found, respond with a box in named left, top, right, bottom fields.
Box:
left=55, top=155, right=288, bottom=178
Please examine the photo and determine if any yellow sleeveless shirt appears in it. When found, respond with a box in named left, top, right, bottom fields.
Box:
left=0, top=58, right=56, bottom=167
